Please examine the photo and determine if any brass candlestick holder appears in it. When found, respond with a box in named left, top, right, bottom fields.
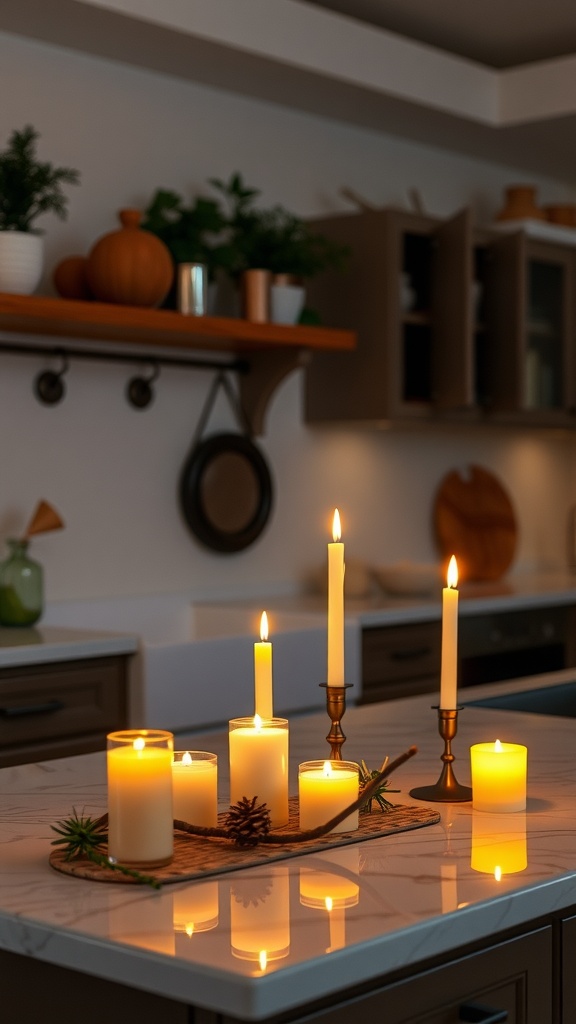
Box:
left=410, top=707, right=472, bottom=803
left=320, top=683, right=352, bottom=760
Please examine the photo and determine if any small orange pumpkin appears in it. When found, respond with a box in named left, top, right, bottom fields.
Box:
left=53, top=255, right=93, bottom=300
left=86, top=208, right=174, bottom=307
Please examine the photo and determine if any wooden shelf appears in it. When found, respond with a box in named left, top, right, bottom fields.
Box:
left=0, top=292, right=355, bottom=354
left=0, top=293, right=356, bottom=434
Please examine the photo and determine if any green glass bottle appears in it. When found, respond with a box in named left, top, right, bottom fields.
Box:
left=0, top=538, right=43, bottom=626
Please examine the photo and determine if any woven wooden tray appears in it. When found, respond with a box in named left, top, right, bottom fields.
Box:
left=49, top=799, right=440, bottom=886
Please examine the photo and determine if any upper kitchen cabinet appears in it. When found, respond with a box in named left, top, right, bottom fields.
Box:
left=482, top=231, right=576, bottom=425
left=304, top=206, right=478, bottom=425
left=305, top=206, right=576, bottom=428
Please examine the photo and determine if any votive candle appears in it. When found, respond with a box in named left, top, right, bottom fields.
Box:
left=229, top=716, right=289, bottom=826
left=470, top=740, right=527, bottom=812
left=299, top=759, right=359, bottom=834
left=172, top=750, right=218, bottom=827
left=107, top=729, right=174, bottom=867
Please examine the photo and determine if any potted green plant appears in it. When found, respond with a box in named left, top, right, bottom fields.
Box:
left=209, top=173, right=349, bottom=323
left=0, top=125, right=80, bottom=295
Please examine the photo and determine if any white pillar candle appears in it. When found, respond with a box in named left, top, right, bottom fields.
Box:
left=470, top=740, right=527, bottom=812
left=440, top=555, right=459, bottom=710
left=254, top=611, right=273, bottom=719
left=229, top=716, right=289, bottom=826
left=172, top=750, right=218, bottom=827
left=299, top=759, right=359, bottom=834
left=107, top=729, right=174, bottom=867
left=328, top=508, right=345, bottom=687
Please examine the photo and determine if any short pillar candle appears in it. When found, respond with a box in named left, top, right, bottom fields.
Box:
left=172, top=750, right=218, bottom=827
left=299, top=759, right=359, bottom=834
left=229, top=716, right=289, bottom=826
left=470, top=740, right=527, bottom=812
left=107, top=729, right=174, bottom=867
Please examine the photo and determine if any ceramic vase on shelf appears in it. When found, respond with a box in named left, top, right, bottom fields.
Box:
left=86, top=208, right=174, bottom=307
left=270, top=274, right=306, bottom=325
left=0, top=232, right=43, bottom=294
left=0, top=539, right=43, bottom=626
left=496, top=185, right=545, bottom=222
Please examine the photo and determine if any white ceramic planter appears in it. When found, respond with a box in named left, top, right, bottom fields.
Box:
left=0, top=231, right=44, bottom=294
left=270, top=281, right=305, bottom=324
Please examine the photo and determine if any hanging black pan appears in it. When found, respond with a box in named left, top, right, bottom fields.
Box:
left=179, top=373, right=274, bottom=553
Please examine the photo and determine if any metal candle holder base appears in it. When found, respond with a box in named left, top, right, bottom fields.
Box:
left=320, top=683, right=353, bottom=760
left=410, top=707, right=472, bottom=803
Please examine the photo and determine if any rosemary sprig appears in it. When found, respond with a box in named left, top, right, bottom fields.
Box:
left=50, top=810, right=161, bottom=889
left=359, top=757, right=399, bottom=813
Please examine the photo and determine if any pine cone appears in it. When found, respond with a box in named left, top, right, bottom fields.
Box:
left=225, top=795, right=272, bottom=847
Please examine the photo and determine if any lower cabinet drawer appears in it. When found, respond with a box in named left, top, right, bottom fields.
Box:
left=360, top=621, right=440, bottom=703
left=0, top=656, right=128, bottom=765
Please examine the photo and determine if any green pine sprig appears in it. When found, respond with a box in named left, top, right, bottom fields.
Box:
left=359, top=758, right=399, bottom=813
left=51, top=810, right=161, bottom=889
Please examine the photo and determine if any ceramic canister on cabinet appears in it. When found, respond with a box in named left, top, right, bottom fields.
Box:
left=86, top=208, right=174, bottom=307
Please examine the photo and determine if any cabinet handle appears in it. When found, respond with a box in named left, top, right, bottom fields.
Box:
left=0, top=699, right=65, bottom=718
left=390, top=646, right=432, bottom=661
left=459, top=1002, right=508, bottom=1022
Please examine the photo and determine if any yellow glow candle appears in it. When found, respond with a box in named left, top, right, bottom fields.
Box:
left=107, top=729, right=174, bottom=867
left=470, top=740, right=527, bottom=812
left=172, top=750, right=218, bottom=827
left=440, top=555, right=459, bottom=710
left=173, top=880, right=219, bottom=936
left=230, top=866, right=290, bottom=965
left=254, top=611, right=273, bottom=719
left=471, top=811, right=527, bottom=877
left=328, top=508, right=345, bottom=687
left=229, top=715, right=289, bottom=825
left=299, top=759, right=359, bottom=834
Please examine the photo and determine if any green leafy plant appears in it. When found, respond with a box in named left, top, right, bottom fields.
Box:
left=141, top=188, right=230, bottom=280
left=209, top=172, right=350, bottom=280
left=0, top=125, right=80, bottom=233
left=51, top=810, right=160, bottom=888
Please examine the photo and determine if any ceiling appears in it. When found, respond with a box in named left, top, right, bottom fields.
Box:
left=305, top=0, right=576, bottom=69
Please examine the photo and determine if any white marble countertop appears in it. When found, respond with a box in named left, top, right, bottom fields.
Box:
left=3, top=668, right=576, bottom=1020
left=0, top=624, right=138, bottom=668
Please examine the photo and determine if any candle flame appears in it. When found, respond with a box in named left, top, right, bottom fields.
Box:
left=260, top=611, right=269, bottom=642
left=447, top=555, right=458, bottom=589
left=494, top=739, right=503, bottom=752
left=185, top=923, right=195, bottom=937
left=494, top=865, right=502, bottom=882
left=258, top=950, right=267, bottom=972
left=182, top=751, right=193, bottom=766
left=322, top=760, right=333, bottom=778
left=332, top=508, right=341, bottom=543
left=325, top=896, right=333, bottom=912
left=133, top=736, right=145, bottom=751
left=254, top=713, right=263, bottom=732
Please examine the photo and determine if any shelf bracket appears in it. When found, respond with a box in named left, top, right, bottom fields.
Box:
left=239, top=349, right=310, bottom=435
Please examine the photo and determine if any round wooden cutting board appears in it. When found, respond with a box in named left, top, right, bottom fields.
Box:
left=433, top=465, right=518, bottom=582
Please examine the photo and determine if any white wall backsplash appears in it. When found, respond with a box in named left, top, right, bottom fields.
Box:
left=1, top=30, right=575, bottom=602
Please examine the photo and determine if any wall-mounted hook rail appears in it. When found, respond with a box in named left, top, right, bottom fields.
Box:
left=0, top=339, right=249, bottom=409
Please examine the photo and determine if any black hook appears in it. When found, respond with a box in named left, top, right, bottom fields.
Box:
left=34, top=350, right=69, bottom=406
left=126, top=361, right=160, bottom=409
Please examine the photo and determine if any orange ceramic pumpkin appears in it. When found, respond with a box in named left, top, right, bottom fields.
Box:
left=53, top=255, right=93, bottom=300
left=86, top=208, right=174, bottom=307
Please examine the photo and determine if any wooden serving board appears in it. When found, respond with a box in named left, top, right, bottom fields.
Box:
left=433, top=465, right=518, bottom=582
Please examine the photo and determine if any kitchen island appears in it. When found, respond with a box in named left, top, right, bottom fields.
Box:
left=2, top=669, right=576, bottom=1023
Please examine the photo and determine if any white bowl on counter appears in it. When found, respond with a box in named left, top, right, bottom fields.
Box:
left=374, top=561, right=442, bottom=597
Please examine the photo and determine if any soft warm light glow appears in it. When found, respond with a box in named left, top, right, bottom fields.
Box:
left=181, top=751, right=193, bottom=766
left=494, top=739, right=503, bottom=752
left=254, top=714, right=263, bottom=732
left=260, top=611, right=269, bottom=642
left=322, top=760, right=333, bottom=778
left=133, top=737, right=145, bottom=751
left=325, top=896, right=333, bottom=912
left=332, top=508, right=341, bottom=543
left=494, top=866, right=502, bottom=882
left=447, top=555, right=458, bottom=589
left=259, top=950, right=267, bottom=971
left=185, top=923, right=195, bottom=937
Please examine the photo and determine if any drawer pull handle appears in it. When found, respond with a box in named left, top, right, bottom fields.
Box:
left=459, top=1002, right=508, bottom=1023
left=390, top=646, right=432, bottom=661
left=0, top=699, right=65, bottom=718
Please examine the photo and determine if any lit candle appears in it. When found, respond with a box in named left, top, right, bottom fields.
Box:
left=229, top=715, right=289, bottom=825
left=173, top=880, right=219, bottom=936
left=107, top=729, right=174, bottom=867
left=440, top=555, right=459, bottom=709
left=470, top=740, right=527, bottom=812
left=471, top=811, right=527, bottom=877
left=328, top=508, right=345, bottom=687
left=299, top=759, right=359, bottom=834
left=172, top=750, right=218, bottom=827
left=299, top=847, right=360, bottom=948
left=254, top=611, right=273, bottom=719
